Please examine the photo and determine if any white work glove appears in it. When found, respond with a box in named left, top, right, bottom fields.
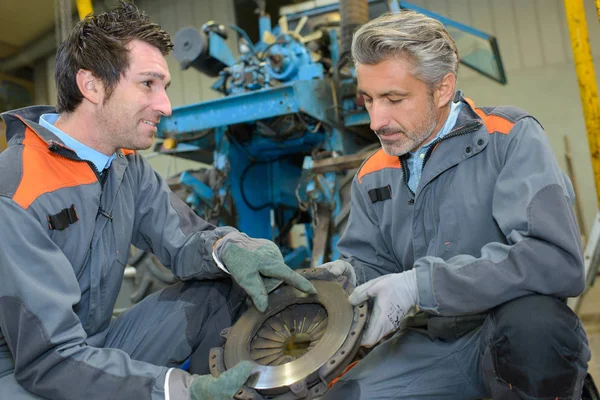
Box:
left=349, top=269, right=419, bottom=348
left=318, top=260, right=357, bottom=287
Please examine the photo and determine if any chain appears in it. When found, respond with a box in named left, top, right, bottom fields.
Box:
left=295, top=171, right=312, bottom=212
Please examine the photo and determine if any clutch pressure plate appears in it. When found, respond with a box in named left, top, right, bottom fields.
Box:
left=209, top=268, right=368, bottom=399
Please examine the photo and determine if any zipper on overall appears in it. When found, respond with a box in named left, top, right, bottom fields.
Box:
left=399, top=121, right=482, bottom=205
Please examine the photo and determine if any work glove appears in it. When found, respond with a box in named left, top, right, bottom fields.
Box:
left=318, top=260, right=357, bottom=287
left=215, top=232, right=317, bottom=312
left=349, top=269, right=419, bottom=348
left=190, top=361, right=253, bottom=400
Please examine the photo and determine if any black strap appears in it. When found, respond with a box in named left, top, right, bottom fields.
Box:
left=405, top=312, right=489, bottom=341
left=47, top=204, right=79, bottom=231
left=368, top=185, right=392, bottom=203
left=426, top=313, right=489, bottom=341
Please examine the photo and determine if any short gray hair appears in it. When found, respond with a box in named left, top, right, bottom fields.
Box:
left=351, top=11, right=459, bottom=88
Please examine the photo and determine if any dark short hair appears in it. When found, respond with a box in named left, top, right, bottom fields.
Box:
left=54, top=1, right=173, bottom=112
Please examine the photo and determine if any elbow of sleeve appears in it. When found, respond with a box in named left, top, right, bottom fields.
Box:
left=564, top=276, right=585, bottom=298
left=562, top=256, right=585, bottom=297
left=572, top=268, right=586, bottom=297
left=572, top=250, right=586, bottom=296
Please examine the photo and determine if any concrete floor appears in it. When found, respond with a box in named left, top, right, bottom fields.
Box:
left=577, top=281, right=600, bottom=384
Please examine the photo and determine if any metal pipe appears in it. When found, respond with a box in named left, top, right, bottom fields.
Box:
left=0, top=122, right=7, bottom=152
left=76, top=0, right=94, bottom=20
left=340, top=0, right=369, bottom=56
left=564, top=0, right=600, bottom=209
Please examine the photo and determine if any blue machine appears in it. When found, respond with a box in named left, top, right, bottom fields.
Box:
left=157, top=0, right=507, bottom=268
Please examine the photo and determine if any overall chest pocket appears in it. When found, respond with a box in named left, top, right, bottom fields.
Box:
left=113, top=221, right=131, bottom=267
left=431, top=207, right=461, bottom=260
left=90, top=216, right=132, bottom=321
left=105, top=217, right=132, bottom=275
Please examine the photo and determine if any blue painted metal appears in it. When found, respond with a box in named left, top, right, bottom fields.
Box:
left=228, top=24, right=257, bottom=54
left=284, top=246, right=310, bottom=269
left=284, top=0, right=390, bottom=23
left=328, top=29, right=339, bottom=66
left=179, top=171, right=214, bottom=206
left=208, top=33, right=236, bottom=67
left=227, top=145, right=272, bottom=238
left=231, top=58, right=271, bottom=94
left=179, top=358, right=191, bottom=371
left=297, top=63, right=325, bottom=81
left=258, top=15, right=271, bottom=42
left=158, top=142, right=203, bottom=154
left=344, top=111, right=370, bottom=127
left=157, top=79, right=337, bottom=138
left=157, top=10, right=371, bottom=267
left=267, top=40, right=305, bottom=80
left=264, top=35, right=323, bottom=82
left=387, top=0, right=400, bottom=12
left=157, top=0, right=507, bottom=269
left=244, top=134, right=324, bottom=159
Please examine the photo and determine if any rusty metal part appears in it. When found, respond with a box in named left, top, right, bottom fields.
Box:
left=209, top=268, right=368, bottom=399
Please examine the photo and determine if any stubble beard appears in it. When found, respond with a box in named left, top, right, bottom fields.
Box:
left=96, top=103, right=146, bottom=152
left=377, top=100, right=438, bottom=157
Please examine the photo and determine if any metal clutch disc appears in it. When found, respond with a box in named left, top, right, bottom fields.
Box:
left=209, top=268, right=368, bottom=399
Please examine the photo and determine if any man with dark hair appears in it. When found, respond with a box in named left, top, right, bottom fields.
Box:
left=0, top=2, right=315, bottom=399
left=320, top=10, right=590, bottom=400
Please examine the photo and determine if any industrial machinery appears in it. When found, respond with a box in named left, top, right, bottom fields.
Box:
left=155, top=0, right=507, bottom=269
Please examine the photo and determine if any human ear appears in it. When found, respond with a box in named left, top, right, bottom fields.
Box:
left=75, top=69, right=104, bottom=105
left=434, top=72, right=456, bottom=108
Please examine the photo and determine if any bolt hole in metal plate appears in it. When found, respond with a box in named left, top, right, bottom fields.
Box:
left=213, top=268, right=368, bottom=399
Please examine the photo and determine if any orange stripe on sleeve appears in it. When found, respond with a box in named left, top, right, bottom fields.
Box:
left=481, top=114, right=514, bottom=135
left=357, top=149, right=401, bottom=183
left=13, top=128, right=97, bottom=209
left=465, top=98, right=515, bottom=135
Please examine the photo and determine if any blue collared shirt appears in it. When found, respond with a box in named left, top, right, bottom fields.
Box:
left=406, top=100, right=464, bottom=193
left=40, top=113, right=116, bottom=172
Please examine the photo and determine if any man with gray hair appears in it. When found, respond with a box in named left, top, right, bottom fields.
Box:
left=321, top=10, right=590, bottom=400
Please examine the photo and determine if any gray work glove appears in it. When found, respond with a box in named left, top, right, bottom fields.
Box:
left=215, top=232, right=317, bottom=312
left=190, top=361, right=253, bottom=400
left=318, top=260, right=357, bottom=287
left=349, top=269, right=419, bottom=348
